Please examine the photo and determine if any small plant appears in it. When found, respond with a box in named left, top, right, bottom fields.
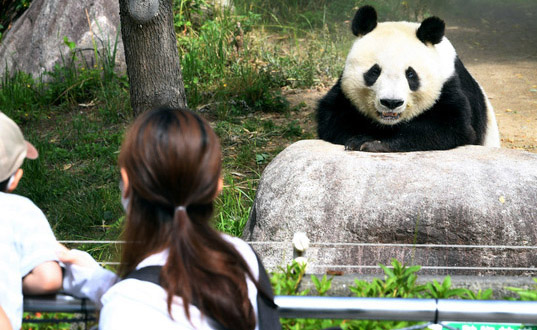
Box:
left=311, top=274, right=332, bottom=296
left=271, top=260, right=310, bottom=296
left=269, top=258, right=503, bottom=330
left=506, top=278, right=537, bottom=301
left=22, top=311, right=93, bottom=330
left=351, top=259, right=425, bottom=298
left=423, top=276, right=470, bottom=299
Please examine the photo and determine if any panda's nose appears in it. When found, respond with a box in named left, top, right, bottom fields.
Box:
left=380, top=99, right=404, bottom=110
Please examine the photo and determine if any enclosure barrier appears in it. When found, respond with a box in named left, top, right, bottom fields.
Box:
left=44, top=240, right=537, bottom=325
left=60, top=240, right=537, bottom=274
left=24, top=295, right=537, bottom=325
left=275, top=296, right=537, bottom=323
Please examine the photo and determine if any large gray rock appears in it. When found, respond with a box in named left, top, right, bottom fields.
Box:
left=244, top=140, right=537, bottom=276
left=0, top=0, right=125, bottom=78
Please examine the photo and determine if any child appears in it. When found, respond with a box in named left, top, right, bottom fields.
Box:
left=61, top=107, right=279, bottom=330
left=0, top=112, right=63, bottom=330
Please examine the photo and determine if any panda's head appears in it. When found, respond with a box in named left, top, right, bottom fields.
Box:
left=341, top=6, right=457, bottom=125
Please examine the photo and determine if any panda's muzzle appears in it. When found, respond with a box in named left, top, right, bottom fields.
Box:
left=378, top=111, right=401, bottom=120
left=380, top=99, right=404, bottom=110
left=378, top=99, right=404, bottom=121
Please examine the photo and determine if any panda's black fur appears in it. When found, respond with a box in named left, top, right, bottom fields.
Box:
left=316, top=6, right=496, bottom=152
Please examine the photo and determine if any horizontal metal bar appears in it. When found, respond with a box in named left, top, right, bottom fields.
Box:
left=58, top=240, right=537, bottom=250
left=248, top=241, right=537, bottom=250
left=305, top=265, right=537, bottom=271
left=275, top=296, right=436, bottom=321
left=24, top=294, right=96, bottom=313
left=274, top=296, right=537, bottom=323
left=437, top=299, right=537, bottom=323
left=25, top=295, right=537, bottom=324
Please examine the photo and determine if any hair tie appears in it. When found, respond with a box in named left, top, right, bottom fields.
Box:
left=175, top=205, right=187, bottom=213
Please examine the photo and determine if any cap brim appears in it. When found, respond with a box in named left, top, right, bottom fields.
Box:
left=25, top=141, right=39, bottom=159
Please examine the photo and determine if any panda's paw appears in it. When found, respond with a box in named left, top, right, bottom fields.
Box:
left=359, top=140, right=391, bottom=152
left=344, top=138, right=366, bottom=151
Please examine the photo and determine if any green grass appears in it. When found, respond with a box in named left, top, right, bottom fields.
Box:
left=0, top=0, right=523, bottom=264
left=2, top=71, right=129, bottom=240
left=0, top=0, right=520, bottom=263
left=0, top=1, right=332, bottom=252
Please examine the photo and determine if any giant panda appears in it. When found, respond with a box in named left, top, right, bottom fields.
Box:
left=316, top=5, right=500, bottom=152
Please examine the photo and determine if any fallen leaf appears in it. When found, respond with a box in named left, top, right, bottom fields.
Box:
left=327, top=270, right=344, bottom=276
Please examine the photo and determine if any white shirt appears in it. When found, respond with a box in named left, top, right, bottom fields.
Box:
left=64, top=234, right=260, bottom=330
left=0, top=192, right=59, bottom=330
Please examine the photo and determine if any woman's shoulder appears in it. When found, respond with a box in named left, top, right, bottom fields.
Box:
left=101, top=278, right=166, bottom=309
left=100, top=280, right=197, bottom=330
left=100, top=278, right=218, bottom=330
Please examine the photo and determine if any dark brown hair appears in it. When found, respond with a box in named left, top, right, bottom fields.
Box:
left=118, top=107, right=256, bottom=330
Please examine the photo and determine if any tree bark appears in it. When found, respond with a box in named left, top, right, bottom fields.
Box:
left=118, top=0, right=187, bottom=116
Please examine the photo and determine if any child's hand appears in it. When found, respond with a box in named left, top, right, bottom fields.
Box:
left=57, top=249, right=100, bottom=269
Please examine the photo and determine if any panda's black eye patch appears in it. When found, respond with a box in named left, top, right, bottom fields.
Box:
left=406, top=67, right=420, bottom=91
left=364, top=64, right=381, bottom=86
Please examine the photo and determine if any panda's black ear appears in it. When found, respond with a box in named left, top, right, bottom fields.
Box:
left=417, top=16, right=445, bottom=45
left=351, top=6, right=377, bottom=37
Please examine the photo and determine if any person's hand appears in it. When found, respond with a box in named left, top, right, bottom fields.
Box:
left=57, top=249, right=100, bottom=269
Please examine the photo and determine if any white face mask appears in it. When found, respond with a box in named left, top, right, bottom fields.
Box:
left=3, top=174, right=15, bottom=192
left=119, top=180, right=130, bottom=213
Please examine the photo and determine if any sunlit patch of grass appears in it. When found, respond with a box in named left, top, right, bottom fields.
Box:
left=0, top=0, right=346, bottom=247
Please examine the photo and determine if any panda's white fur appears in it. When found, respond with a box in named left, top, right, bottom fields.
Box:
left=317, top=6, right=501, bottom=151
left=481, top=86, right=501, bottom=147
left=341, top=21, right=499, bottom=147
left=341, top=21, right=457, bottom=125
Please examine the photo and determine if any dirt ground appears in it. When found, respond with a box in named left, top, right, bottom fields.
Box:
left=286, top=1, right=537, bottom=152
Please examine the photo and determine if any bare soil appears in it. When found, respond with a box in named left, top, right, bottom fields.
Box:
left=285, top=1, right=537, bottom=153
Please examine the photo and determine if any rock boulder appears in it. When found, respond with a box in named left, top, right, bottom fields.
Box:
left=0, top=0, right=125, bottom=78
left=244, top=140, right=537, bottom=275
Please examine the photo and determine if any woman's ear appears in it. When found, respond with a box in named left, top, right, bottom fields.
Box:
left=120, top=168, right=130, bottom=198
left=216, top=177, right=223, bottom=196
left=7, top=169, right=24, bottom=193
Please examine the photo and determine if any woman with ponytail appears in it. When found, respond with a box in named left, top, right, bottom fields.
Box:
left=60, top=107, right=279, bottom=330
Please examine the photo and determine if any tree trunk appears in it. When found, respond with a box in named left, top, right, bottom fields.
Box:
left=118, top=0, right=187, bottom=116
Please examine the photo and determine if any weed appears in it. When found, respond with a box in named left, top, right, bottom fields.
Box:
left=215, top=174, right=256, bottom=237
left=423, top=276, right=470, bottom=299
left=22, top=311, right=86, bottom=330
left=271, top=259, right=505, bottom=330
left=283, top=120, right=303, bottom=139
left=506, top=278, right=537, bottom=301
left=271, top=260, right=310, bottom=296
left=351, top=260, right=424, bottom=298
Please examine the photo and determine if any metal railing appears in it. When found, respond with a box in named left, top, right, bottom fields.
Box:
left=275, top=296, right=537, bottom=323
left=24, top=295, right=537, bottom=324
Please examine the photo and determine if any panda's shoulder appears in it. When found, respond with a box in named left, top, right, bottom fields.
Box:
left=319, top=79, right=350, bottom=107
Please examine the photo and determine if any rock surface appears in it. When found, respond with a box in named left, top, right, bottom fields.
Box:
left=0, top=0, right=125, bottom=78
left=244, top=140, right=537, bottom=275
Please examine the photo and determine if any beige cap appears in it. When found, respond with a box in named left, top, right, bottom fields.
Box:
left=0, top=112, right=38, bottom=182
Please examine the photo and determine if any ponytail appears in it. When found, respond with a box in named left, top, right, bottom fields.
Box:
left=161, top=204, right=256, bottom=330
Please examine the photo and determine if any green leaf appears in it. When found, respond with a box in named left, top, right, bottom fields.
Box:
left=63, top=36, right=76, bottom=51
